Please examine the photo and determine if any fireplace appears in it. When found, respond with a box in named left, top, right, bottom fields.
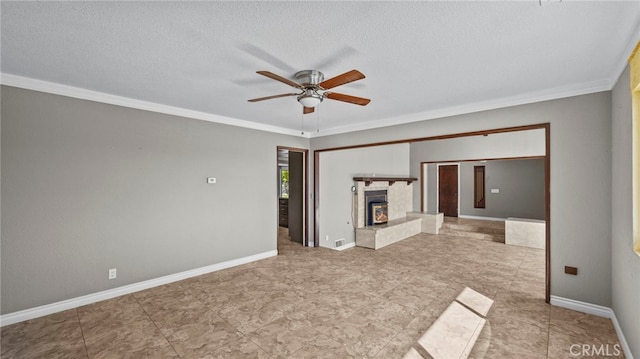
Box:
left=364, top=190, right=388, bottom=226
left=369, top=201, right=388, bottom=225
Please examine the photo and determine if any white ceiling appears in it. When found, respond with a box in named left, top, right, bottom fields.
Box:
left=2, top=1, right=639, bottom=137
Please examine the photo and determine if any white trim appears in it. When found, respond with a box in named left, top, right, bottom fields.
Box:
left=0, top=250, right=278, bottom=327
left=0, top=73, right=610, bottom=140
left=458, top=215, right=506, bottom=222
left=609, top=20, right=640, bottom=89
left=610, top=311, right=634, bottom=359
left=309, top=79, right=611, bottom=138
left=422, top=163, right=429, bottom=212
left=550, top=295, right=611, bottom=318
left=550, top=296, right=634, bottom=359
left=0, top=74, right=309, bottom=138
left=332, top=242, right=356, bottom=251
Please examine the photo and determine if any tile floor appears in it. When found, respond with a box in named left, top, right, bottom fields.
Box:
left=1, top=226, right=624, bottom=358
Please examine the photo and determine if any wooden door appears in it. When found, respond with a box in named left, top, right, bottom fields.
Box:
left=438, top=165, right=458, bottom=217
left=288, top=151, right=304, bottom=244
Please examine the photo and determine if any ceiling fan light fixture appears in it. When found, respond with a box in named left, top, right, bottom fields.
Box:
left=297, top=89, right=323, bottom=108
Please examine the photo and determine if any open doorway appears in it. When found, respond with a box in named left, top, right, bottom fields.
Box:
left=277, top=146, right=308, bottom=247
left=314, top=124, right=550, bottom=302
left=423, top=155, right=548, bottom=301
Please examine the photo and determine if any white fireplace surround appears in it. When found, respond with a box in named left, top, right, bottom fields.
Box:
left=355, top=180, right=414, bottom=228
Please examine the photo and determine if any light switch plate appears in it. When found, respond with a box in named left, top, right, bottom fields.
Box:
left=491, top=188, right=499, bottom=193
left=207, top=177, right=216, bottom=184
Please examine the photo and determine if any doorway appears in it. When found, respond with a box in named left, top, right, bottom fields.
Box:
left=438, top=164, right=459, bottom=217
left=277, top=146, right=308, bottom=246
left=315, top=124, right=550, bottom=302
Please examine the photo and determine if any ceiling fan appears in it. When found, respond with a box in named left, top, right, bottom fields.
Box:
left=248, top=69, right=370, bottom=114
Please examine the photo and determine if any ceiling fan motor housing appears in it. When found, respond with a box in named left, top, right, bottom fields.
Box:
left=295, top=70, right=325, bottom=87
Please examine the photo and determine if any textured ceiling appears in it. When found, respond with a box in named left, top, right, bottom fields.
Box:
left=2, top=1, right=639, bottom=136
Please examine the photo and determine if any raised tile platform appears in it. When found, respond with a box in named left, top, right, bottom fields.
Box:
left=406, top=212, right=444, bottom=234
left=505, top=217, right=546, bottom=249
left=439, top=217, right=505, bottom=243
left=355, top=217, right=421, bottom=250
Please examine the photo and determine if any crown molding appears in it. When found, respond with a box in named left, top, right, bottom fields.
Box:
left=0, top=72, right=613, bottom=140
left=608, top=19, right=640, bottom=88
left=308, top=78, right=611, bottom=138
left=0, top=74, right=311, bottom=138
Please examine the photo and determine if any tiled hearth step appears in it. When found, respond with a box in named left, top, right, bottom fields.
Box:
left=439, top=217, right=505, bottom=243
left=439, top=229, right=505, bottom=243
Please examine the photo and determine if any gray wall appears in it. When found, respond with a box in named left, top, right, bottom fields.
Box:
left=611, top=66, right=640, bottom=357
left=459, top=159, right=545, bottom=220
left=318, top=144, right=410, bottom=248
left=1, top=86, right=309, bottom=314
left=312, top=92, right=613, bottom=307
left=410, top=129, right=545, bottom=213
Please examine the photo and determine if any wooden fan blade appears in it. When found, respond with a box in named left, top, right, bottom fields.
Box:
left=325, top=92, right=371, bottom=106
left=303, top=106, right=315, bottom=114
left=248, top=93, right=298, bottom=102
left=256, top=71, right=302, bottom=89
left=319, top=69, right=365, bottom=90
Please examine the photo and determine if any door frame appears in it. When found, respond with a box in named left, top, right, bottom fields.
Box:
left=436, top=163, right=460, bottom=216
left=277, top=146, right=309, bottom=246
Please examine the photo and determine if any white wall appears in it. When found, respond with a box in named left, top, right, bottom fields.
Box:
left=312, top=92, right=612, bottom=306
left=318, top=144, right=410, bottom=248
left=611, top=65, right=640, bottom=357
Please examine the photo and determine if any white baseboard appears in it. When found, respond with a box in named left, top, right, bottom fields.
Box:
left=0, top=250, right=277, bottom=327
left=550, top=295, right=634, bottom=359
left=458, top=215, right=506, bottom=222
left=333, top=242, right=356, bottom=251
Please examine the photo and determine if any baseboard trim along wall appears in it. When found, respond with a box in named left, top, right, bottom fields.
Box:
left=550, top=295, right=634, bottom=359
left=0, top=250, right=278, bottom=327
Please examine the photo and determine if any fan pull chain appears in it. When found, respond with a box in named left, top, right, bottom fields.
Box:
left=316, top=104, right=320, bottom=133
left=300, top=112, right=304, bottom=136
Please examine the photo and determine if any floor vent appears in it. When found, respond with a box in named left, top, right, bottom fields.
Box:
left=335, top=238, right=345, bottom=248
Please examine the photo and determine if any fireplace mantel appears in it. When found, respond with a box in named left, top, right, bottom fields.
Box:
left=353, top=176, right=417, bottom=186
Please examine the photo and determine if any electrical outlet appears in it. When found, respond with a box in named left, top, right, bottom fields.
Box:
left=108, top=268, right=117, bottom=280
left=207, top=177, right=216, bottom=184
left=325, top=235, right=329, bottom=241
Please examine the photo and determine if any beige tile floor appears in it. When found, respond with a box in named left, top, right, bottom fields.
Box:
left=1, top=227, right=624, bottom=358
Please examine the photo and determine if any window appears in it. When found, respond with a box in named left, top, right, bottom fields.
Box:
left=474, top=166, right=486, bottom=208
left=279, top=167, right=289, bottom=198
left=630, top=41, right=640, bottom=256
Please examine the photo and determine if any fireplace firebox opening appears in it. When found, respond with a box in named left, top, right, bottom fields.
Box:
left=364, top=190, right=388, bottom=226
